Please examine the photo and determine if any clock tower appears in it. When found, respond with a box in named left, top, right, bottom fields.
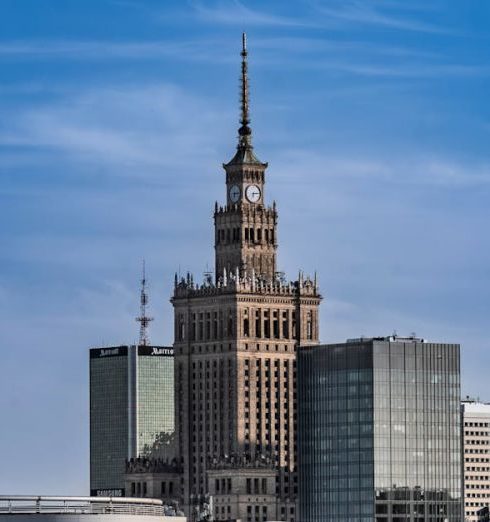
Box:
left=215, top=34, right=277, bottom=281
left=172, top=34, right=322, bottom=522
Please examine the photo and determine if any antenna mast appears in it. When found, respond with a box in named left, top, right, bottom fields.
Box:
left=136, top=260, right=153, bottom=346
left=238, top=32, right=252, bottom=148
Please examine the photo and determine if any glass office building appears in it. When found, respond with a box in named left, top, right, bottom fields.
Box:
left=90, top=345, right=174, bottom=496
left=298, top=336, right=461, bottom=522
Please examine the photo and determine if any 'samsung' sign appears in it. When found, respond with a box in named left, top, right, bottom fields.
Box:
left=91, top=489, right=124, bottom=497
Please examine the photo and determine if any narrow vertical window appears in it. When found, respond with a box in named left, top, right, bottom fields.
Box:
left=273, top=310, right=279, bottom=339
left=213, top=311, right=218, bottom=339
left=264, top=310, right=270, bottom=339
left=282, top=311, right=289, bottom=339
left=179, top=318, right=185, bottom=341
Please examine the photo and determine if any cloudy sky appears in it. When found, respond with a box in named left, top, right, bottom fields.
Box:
left=1, top=0, right=489, bottom=494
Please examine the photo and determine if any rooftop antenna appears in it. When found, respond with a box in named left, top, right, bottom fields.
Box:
left=136, top=260, right=153, bottom=346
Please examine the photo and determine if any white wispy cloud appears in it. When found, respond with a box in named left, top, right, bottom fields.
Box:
left=2, top=82, right=489, bottom=190
left=0, top=84, right=230, bottom=174
left=189, top=0, right=309, bottom=27
left=310, top=0, right=451, bottom=34
left=188, top=0, right=450, bottom=34
left=270, top=148, right=490, bottom=189
left=0, top=39, right=235, bottom=64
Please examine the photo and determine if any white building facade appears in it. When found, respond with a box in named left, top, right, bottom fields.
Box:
left=462, top=399, right=490, bottom=521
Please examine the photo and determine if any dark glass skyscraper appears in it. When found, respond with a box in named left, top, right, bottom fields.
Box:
left=89, top=345, right=175, bottom=496
left=298, top=336, right=461, bottom=522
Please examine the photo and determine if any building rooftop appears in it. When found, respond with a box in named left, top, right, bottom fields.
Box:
left=461, top=397, right=490, bottom=413
left=346, top=334, right=427, bottom=344
left=0, top=496, right=182, bottom=518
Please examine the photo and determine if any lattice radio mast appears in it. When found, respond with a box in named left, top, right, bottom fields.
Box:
left=136, top=260, right=153, bottom=346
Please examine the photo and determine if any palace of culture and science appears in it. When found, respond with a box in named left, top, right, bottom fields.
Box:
left=171, top=34, right=321, bottom=521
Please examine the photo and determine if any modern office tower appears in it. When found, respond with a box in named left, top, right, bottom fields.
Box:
left=461, top=398, right=490, bottom=521
left=89, top=345, right=175, bottom=496
left=171, top=34, right=322, bottom=521
left=298, top=336, right=462, bottom=522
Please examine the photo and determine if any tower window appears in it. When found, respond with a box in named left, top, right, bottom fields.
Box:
left=245, top=228, right=249, bottom=240
left=255, top=310, right=261, bottom=338
left=273, top=310, right=279, bottom=339
left=250, top=228, right=255, bottom=242
left=206, top=312, right=211, bottom=339
left=264, top=310, right=270, bottom=339
left=244, top=317, right=250, bottom=337
left=178, top=314, right=185, bottom=341
left=228, top=311, right=233, bottom=337
left=191, top=313, right=196, bottom=341
left=199, top=313, right=204, bottom=340
left=306, top=311, right=313, bottom=340
left=282, top=311, right=289, bottom=339
left=213, top=312, right=218, bottom=339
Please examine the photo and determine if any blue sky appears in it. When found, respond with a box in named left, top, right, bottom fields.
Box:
left=1, top=0, right=489, bottom=494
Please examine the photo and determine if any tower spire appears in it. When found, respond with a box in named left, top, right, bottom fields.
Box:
left=136, top=260, right=153, bottom=346
left=238, top=32, right=252, bottom=148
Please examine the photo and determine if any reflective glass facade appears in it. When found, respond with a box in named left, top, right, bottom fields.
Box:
left=135, top=346, right=175, bottom=459
left=90, top=345, right=174, bottom=495
left=90, top=346, right=129, bottom=494
left=298, top=338, right=461, bottom=522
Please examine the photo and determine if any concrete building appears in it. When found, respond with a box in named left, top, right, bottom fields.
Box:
left=0, top=496, right=185, bottom=522
left=462, top=399, right=490, bottom=521
left=90, top=345, right=175, bottom=496
left=125, top=457, right=183, bottom=509
left=298, top=336, right=462, bottom=522
left=171, top=34, right=321, bottom=521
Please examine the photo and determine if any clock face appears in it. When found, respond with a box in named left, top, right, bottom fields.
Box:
left=229, top=184, right=241, bottom=203
left=245, top=184, right=261, bottom=203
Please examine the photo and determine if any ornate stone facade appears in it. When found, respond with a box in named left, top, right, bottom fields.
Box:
left=172, top=34, right=322, bottom=522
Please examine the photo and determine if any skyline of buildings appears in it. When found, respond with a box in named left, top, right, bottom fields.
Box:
left=85, top=33, right=485, bottom=522
left=83, top=33, right=488, bottom=522
left=2, top=1, right=489, bottom=498
left=0, top=23, right=480, bottom=522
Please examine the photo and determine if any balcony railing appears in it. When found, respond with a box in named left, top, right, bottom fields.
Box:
left=0, top=496, right=165, bottom=517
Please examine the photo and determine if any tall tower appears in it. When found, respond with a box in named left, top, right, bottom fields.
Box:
left=172, top=34, right=322, bottom=522
left=215, top=33, right=276, bottom=281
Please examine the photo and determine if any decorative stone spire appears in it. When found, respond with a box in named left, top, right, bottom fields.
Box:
left=224, top=33, right=266, bottom=167
left=238, top=32, right=252, bottom=148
